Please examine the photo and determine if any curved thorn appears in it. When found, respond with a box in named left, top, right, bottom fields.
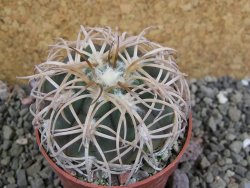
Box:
left=91, top=84, right=103, bottom=105
left=113, top=36, right=119, bottom=68
left=69, top=47, right=94, bottom=69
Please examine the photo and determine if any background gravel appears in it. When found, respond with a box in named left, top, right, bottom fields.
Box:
left=0, top=76, right=249, bottom=188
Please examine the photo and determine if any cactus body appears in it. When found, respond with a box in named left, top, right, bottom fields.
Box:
left=29, top=26, right=190, bottom=185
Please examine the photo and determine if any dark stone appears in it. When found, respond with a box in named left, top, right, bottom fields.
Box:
left=27, top=162, right=42, bottom=177
left=192, top=118, right=202, bottom=128
left=8, top=107, right=17, bottom=118
left=234, top=166, right=247, bottom=177
left=205, top=172, right=214, bottom=183
left=39, top=166, right=53, bottom=179
left=200, top=156, right=210, bottom=169
left=2, top=140, right=11, bottom=150
left=190, top=176, right=200, bottom=187
left=210, top=176, right=226, bottom=188
left=180, top=162, right=192, bottom=173
left=11, top=158, right=19, bottom=170
left=200, top=85, right=215, bottom=98
left=16, top=128, right=24, bottom=136
left=7, top=176, right=15, bottom=184
left=242, top=181, right=250, bottom=188
left=5, top=184, right=17, bottom=188
left=228, top=107, right=241, bottom=122
left=207, top=152, right=220, bottom=164
left=16, top=169, right=27, bottom=188
left=208, top=117, right=217, bottom=132
left=0, top=103, right=7, bottom=113
left=30, top=177, right=45, bottom=188
left=3, top=125, right=14, bottom=140
left=19, top=108, right=28, bottom=116
left=230, top=91, right=242, bottom=103
left=209, top=164, right=220, bottom=177
left=1, top=156, right=10, bottom=166
left=229, top=141, right=242, bottom=153
left=171, top=169, right=189, bottom=188
left=10, top=143, right=23, bottom=157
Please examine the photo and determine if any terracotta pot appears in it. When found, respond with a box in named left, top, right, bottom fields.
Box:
left=35, top=113, right=192, bottom=188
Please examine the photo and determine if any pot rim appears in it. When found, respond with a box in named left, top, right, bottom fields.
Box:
left=35, top=113, right=192, bottom=188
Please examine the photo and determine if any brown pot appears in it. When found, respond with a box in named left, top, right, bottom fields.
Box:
left=35, top=113, right=192, bottom=188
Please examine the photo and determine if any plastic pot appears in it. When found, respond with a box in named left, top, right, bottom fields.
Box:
left=35, top=113, right=192, bottom=188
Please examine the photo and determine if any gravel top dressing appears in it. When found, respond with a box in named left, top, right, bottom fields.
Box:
left=0, top=76, right=249, bottom=188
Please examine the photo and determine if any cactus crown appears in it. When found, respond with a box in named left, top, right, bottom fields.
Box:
left=28, top=26, right=190, bottom=185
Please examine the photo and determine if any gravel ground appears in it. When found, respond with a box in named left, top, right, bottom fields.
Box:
left=0, top=76, right=249, bottom=188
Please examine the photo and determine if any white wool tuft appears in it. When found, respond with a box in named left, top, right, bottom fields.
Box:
left=96, top=66, right=124, bottom=86
left=114, top=91, right=142, bottom=113
left=138, top=124, right=151, bottom=142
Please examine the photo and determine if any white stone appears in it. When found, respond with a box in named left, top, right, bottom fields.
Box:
left=225, top=170, right=235, bottom=177
left=243, top=138, right=250, bottom=148
left=217, top=91, right=228, bottom=104
left=241, top=79, right=249, bottom=86
left=16, top=137, right=28, bottom=145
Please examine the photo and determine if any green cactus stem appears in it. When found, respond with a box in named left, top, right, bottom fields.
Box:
left=25, top=26, right=190, bottom=185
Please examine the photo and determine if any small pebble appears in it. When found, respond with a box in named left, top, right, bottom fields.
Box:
left=27, top=162, right=42, bottom=177
left=228, top=182, right=239, bottom=188
left=30, top=177, right=45, bottom=188
left=19, top=108, right=28, bottom=116
left=243, top=138, right=250, bottom=148
left=229, top=141, right=242, bottom=153
left=1, top=156, right=11, bottom=166
left=3, top=125, right=14, bottom=140
left=16, top=169, right=28, bottom=187
left=16, top=137, right=28, bottom=145
left=234, top=166, right=247, bottom=177
left=205, top=172, right=214, bottom=183
left=8, top=107, right=17, bottom=118
left=208, top=117, right=217, bottom=132
left=211, top=176, right=226, bottom=188
left=241, top=79, right=249, bottom=86
left=200, top=156, right=210, bottom=169
left=228, top=107, right=241, bottom=122
left=226, top=133, right=236, bottom=141
left=225, top=169, right=235, bottom=177
left=10, top=143, right=24, bottom=157
left=217, top=91, right=228, bottom=104
left=243, top=182, right=250, bottom=188
left=2, top=140, right=11, bottom=150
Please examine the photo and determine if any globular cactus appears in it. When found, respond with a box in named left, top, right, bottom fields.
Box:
left=27, top=26, right=190, bottom=185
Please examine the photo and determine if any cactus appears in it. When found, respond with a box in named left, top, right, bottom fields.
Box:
left=27, top=26, right=190, bottom=185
